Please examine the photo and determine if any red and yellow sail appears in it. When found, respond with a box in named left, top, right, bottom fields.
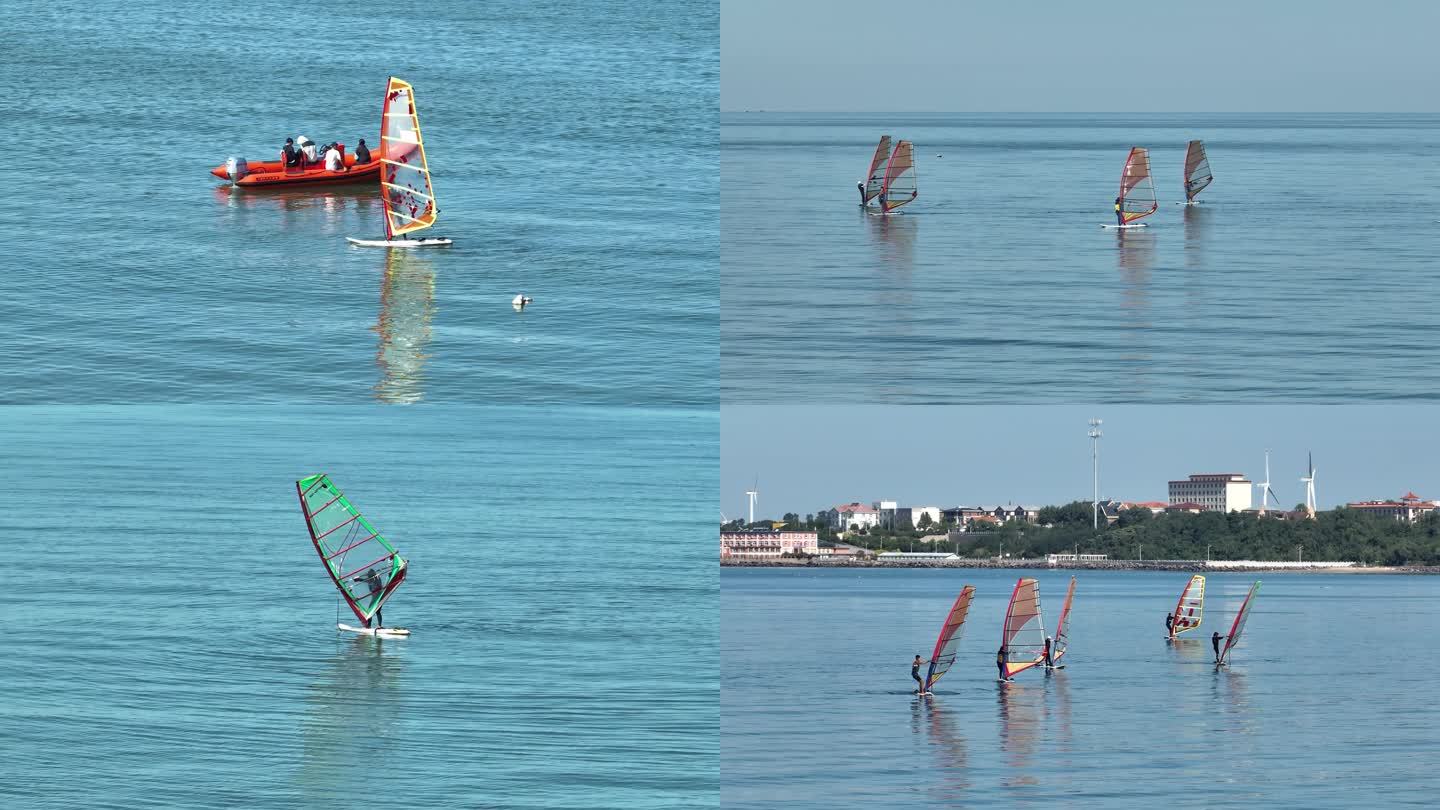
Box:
left=1170, top=574, right=1205, bottom=636
left=1119, top=146, right=1158, bottom=223
left=1002, top=578, right=1046, bottom=677
left=880, top=140, right=918, bottom=213
left=1051, top=576, right=1076, bottom=663
left=924, top=585, right=975, bottom=691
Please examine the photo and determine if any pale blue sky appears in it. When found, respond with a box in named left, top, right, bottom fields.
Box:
left=722, top=0, right=1440, bottom=112
left=721, top=405, right=1439, bottom=519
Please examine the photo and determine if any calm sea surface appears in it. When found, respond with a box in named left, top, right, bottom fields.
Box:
left=2, top=406, right=717, bottom=809
left=722, top=113, right=1440, bottom=403
left=722, top=567, right=1440, bottom=807
left=6, top=0, right=716, bottom=405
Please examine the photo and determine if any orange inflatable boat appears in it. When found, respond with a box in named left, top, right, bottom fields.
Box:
left=210, top=146, right=380, bottom=188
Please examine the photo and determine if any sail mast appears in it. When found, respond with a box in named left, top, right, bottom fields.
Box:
left=1184, top=140, right=1213, bottom=202
left=1119, top=147, right=1158, bottom=223
left=1001, top=578, right=1046, bottom=678
left=1171, top=574, right=1206, bottom=636
left=923, top=585, right=975, bottom=691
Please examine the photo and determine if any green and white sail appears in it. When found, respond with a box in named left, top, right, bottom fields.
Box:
left=296, top=474, right=408, bottom=623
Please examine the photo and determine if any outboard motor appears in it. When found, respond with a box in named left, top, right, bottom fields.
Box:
left=225, top=156, right=249, bottom=183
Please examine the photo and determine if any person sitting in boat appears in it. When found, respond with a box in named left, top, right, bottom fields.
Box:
left=353, top=567, right=385, bottom=628
left=996, top=645, right=1008, bottom=681
left=282, top=138, right=302, bottom=168
left=1114, top=196, right=1124, bottom=227
left=355, top=138, right=371, bottom=164
left=1165, top=612, right=1175, bottom=638
left=911, top=654, right=925, bottom=694
left=323, top=142, right=346, bottom=172
left=1211, top=631, right=1223, bottom=663
left=297, top=135, right=319, bottom=165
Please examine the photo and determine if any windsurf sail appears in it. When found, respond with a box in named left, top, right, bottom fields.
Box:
left=1183, top=140, right=1213, bottom=202
left=1052, top=576, right=1076, bottom=663
left=296, top=474, right=408, bottom=625
left=1119, top=147, right=1158, bottom=223
left=923, top=585, right=975, bottom=691
left=863, top=135, right=892, bottom=205
left=1170, top=575, right=1206, bottom=636
left=1001, top=578, right=1046, bottom=677
left=379, top=76, right=439, bottom=240
left=880, top=140, right=918, bottom=213
left=1219, top=581, right=1261, bottom=665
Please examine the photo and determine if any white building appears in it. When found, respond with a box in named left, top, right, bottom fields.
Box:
left=893, top=505, right=942, bottom=530
left=720, top=530, right=820, bottom=559
left=1346, top=492, right=1439, bottom=524
left=825, top=502, right=880, bottom=531
left=873, top=500, right=899, bottom=529
left=1167, top=473, right=1253, bottom=513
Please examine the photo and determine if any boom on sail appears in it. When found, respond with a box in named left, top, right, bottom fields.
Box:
left=923, top=585, right=975, bottom=693
left=1001, top=578, right=1046, bottom=678
left=1170, top=575, right=1206, bottom=637
left=296, top=474, right=409, bottom=626
left=1051, top=576, right=1076, bottom=665
left=1183, top=140, right=1213, bottom=203
left=1219, top=581, right=1261, bottom=665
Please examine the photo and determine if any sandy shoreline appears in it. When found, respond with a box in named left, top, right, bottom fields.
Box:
left=719, top=559, right=1440, bottom=574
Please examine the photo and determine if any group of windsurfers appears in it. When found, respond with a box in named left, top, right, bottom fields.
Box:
left=912, top=637, right=1063, bottom=693
left=281, top=136, right=372, bottom=172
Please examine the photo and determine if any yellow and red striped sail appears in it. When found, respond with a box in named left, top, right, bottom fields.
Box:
left=1119, top=146, right=1157, bottom=223
left=863, top=135, right=892, bottom=204
left=923, top=585, right=975, bottom=691
left=379, top=77, right=439, bottom=240
left=880, top=140, right=917, bottom=212
left=1001, top=578, right=1046, bottom=677
left=1052, top=576, right=1076, bottom=663
left=1170, top=574, right=1205, bottom=636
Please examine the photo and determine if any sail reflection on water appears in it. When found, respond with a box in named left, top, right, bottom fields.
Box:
left=298, top=636, right=406, bottom=802
left=373, top=249, right=437, bottom=404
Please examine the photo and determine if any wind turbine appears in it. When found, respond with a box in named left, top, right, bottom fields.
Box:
left=1300, top=453, right=1317, bottom=519
left=745, top=478, right=759, bottom=526
left=1255, top=449, right=1279, bottom=515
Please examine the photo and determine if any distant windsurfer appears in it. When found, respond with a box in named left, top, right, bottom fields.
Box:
left=1114, top=196, right=1124, bottom=227
left=912, top=654, right=926, bottom=694
left=355, top=138, right=371, bottom=164
left=858, top=181, right=867, bottom=206
left=1165, top=612, right=1175, bottom=638
left=1043, top=636, right=1054, bottom=669
left=996, top=645, right=1008, bottom=681
left=1211, top=631, right=1223, bottom=663
left=354, top=567, right=385, bottom=629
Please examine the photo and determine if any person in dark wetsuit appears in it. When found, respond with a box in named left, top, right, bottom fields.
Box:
left=1114, top=196, right=1124, bottom=226
left=353, top=567, right=385, bottom=628
left=912, top=654, right=926, bottom=694
left=282, top=138, right=302, bottom=168
left=1211, top=631, right=1223, bottom=663
left=858, top=181, right=867, bottom=206
left=996, top=646, right=1008, bottom=681
left=1043, top=636, right=1054, bottom=669
left=355, top=138, right=371, bottom=164
left=1165, top=612, right=1175, bottom=638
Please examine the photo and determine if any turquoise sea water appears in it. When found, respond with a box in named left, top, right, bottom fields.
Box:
left=722, top=567, right=1440, bottom=807
left=2, top=406, right=717, bottom=808
left=722, top=113, right=1440, bottom=403
left=7, top=0, right=716, bottom=404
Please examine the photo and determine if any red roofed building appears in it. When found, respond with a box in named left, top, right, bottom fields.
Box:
left=824, top=502, right=880, bottom=531
left=1166, top=502, right=1206, bottom=514
left=1345, top=492, right=1439, bottom=524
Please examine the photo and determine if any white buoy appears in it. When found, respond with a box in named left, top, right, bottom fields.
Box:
left=512, top=294, right=533, bottom=312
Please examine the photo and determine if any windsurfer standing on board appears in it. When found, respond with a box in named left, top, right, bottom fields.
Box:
left=1114, top=196, right=1124, bottom=227
left=1211, top=631, right=1223, bottom=663
left=354, top=567, right=385, bottom=629
left=1043, top=636, right=1054, bottom=669
left=858, top=181, right=867, bottom=207
left=1166, top=612, right=1175, bottom=638
left=996, top=645, right=1009, bottom=681
left=912, top=654, right=926, bottom=694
